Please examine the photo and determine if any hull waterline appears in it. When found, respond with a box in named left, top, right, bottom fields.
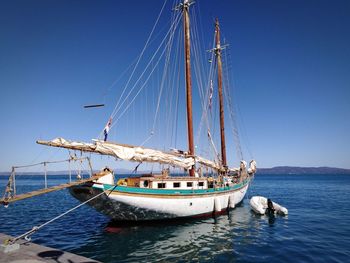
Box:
left=69, top=180, right=250, bottom=221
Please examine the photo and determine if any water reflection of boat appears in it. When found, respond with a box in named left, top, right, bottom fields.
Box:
left=74, top=203, right=260, bottom=262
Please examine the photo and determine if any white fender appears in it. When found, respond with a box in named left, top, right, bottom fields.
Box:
left=214, top=197, right=221, bottom=212
left=228, top=195, right=235, bottom=209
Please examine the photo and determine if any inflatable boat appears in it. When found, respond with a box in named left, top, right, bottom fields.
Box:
left=250, top=196, right=288, bottom=215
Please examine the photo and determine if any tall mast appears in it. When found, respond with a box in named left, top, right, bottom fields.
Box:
left=215, top=18, right=227, bottom=169
left=182, top=0, right=195, bottom=176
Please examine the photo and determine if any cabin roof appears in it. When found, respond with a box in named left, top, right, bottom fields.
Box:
left=138, top=176, right=208, bottom=181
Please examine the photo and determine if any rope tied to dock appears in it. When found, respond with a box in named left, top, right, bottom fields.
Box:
left=7, top=184, right=117, bottom=245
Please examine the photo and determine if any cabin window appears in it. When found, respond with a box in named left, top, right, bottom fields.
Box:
left=143, top=180, right=149, bottom=188
left=158, top=183, right=166, bottom=189
left=173, top=182, right=180, bottom=188
left=187, top=182, right=193, bottom=187
left=198, top=182, right=204, bottom=187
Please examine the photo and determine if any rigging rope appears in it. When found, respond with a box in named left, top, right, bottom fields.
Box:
left=107, top=12, right=182, bottom=134
left=194, top=31, right=218, bottom=162
left=114, top=20, right=181, bottom=127
left=168, top=23, right=182, bottom=148
left=10, top=157, right=89, bottom=169
left=222, top=46, right=244, bottom=161
left=152, top=7, right=180, bottom=135
left=140, top=132, right=154, bottom=147
left=109, top=0, right=169, bottom=121
left=108, top=9, right=180, bottom=129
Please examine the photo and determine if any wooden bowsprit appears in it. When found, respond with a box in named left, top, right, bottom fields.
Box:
left=0, top=156, right=96, bottom=206
left=0, top=171, right=109, bottom=206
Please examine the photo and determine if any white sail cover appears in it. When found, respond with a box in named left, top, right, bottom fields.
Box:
left=195, top=156, right=221, bottom=171
left=95, top=140, right=195, bottom=169
left=37, top=138, right=195, bottom=169
left=37, top=138, right=243, bottom=172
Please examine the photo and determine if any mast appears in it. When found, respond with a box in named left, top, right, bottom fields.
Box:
left=215, top=18, right=227, bottom=169
left=183, top=0, right=195, bottom=176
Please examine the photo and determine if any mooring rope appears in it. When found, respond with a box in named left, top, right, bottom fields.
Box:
left=8, top=184, right=116, bottom=245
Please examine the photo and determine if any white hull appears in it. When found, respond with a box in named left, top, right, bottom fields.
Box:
left=70, top=182, right=249, bottom=221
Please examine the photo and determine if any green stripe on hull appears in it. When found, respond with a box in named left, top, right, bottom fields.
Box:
left=96, top=179, right=249, bottom=196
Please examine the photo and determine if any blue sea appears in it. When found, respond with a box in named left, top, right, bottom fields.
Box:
left=0, top=174, right=349, bottom=263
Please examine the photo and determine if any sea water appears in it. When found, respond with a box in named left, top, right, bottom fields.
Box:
left=0, top=174, right=349, bottom=263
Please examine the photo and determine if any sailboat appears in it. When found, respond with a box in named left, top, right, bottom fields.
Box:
left=3, top=0, right=256, bottom=221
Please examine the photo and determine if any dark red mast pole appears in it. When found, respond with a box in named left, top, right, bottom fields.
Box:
left=215, top=18, right=227, bottom=169
left=183, top=0, right=195, bottom=176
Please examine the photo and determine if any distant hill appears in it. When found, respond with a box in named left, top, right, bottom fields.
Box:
left=256, top=166, right=350, bottom=175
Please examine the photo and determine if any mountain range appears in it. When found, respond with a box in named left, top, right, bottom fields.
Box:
left=256, top=166, right=350, bottom=175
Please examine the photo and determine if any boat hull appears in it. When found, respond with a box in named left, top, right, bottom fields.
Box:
left=69, top=180, right=250, bottom=221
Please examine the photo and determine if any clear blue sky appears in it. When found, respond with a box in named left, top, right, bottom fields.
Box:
left=0, top=0, right=349, bottom=172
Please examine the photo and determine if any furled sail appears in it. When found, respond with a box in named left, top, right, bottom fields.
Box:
left=195, top=156, right=222, bottom=171
left=37, top=138, right=243, bottom=172
left=37, top=138, right=196, bottom=169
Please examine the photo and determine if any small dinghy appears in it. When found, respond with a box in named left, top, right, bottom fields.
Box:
left=250, top=196, right=288, bottom=216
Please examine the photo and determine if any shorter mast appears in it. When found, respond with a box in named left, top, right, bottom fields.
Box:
left=215, top=18, right=227, bottom=169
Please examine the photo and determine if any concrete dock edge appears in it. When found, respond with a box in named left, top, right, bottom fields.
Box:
left=0, top=233, right=101, bottom=263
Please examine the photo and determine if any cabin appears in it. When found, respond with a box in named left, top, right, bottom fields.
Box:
left=139, top=176, right=208, bottom=190
left=117, top=173, right=209, bottom=190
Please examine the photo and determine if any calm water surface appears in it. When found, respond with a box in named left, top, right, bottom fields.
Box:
left=0, top=174, right=349, bottom=262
